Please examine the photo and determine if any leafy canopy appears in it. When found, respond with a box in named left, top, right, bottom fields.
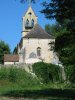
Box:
left=0, top=41, right=10, bottom=64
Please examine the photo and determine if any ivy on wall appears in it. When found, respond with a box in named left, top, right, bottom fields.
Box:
left=32, top=62, right=61, bottom=83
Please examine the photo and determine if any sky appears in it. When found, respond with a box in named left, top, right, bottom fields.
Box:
left=0, top=0, right=55, bottom=52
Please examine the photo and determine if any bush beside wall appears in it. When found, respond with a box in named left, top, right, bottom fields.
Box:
left=64, top=65, right=75, bottom=83
left=32, top=62, right=60, bottom=83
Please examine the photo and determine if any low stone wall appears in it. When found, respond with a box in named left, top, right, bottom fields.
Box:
left=0, top=64, right=33, bottom=73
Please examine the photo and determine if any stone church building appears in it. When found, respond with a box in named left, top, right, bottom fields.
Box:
left=4, top=6, right=59, bottom=65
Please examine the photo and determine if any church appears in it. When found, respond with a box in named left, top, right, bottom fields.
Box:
left=4, top=5, right=59, bottom=65
left=18, top=6, right=55, bottom=64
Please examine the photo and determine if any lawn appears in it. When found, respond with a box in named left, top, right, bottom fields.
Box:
left=0, top=66, right=75, bottom=100
left=0, top=80, right=75, bottom=100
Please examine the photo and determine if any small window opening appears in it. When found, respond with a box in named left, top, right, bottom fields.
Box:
left=31, top=19, right=34, bottom=27
left=37, top=47, right=41, bottom=57
left=26, top=19, right=29, bottom=27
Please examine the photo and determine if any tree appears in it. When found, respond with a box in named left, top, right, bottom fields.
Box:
left=41, top=0, right=75, bottom=31
left=41, top=0, right=75, bottom=66
left=55, top=31, right=75, bottom=65
left=13, top=46, right=18, bottom=54
left=45, top=23, right=67, bottom=37
left=0, top=41, right=10, bottom=64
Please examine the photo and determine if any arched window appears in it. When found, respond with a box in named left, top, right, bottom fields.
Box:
left=37, top=47, right=41, bottom=57
left=26, top=19, right=29, bottom=27
left=31, top=19, right=34, bottom=27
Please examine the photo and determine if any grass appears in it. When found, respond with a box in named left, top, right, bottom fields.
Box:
left=0, top=66, right=41, bottom=95
left=0, top=66, right=75, bottom=99
left=0, top=81, right=75, bottom=99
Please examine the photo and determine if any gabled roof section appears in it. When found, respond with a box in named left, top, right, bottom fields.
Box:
left=23, top=24, right=55, bottom=39
left=23, top=6, right=37, bottom=17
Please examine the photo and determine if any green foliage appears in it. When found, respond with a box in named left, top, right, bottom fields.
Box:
left=45, top=24, right=52, bottom=35
left=41, top=0, right=75, bottom=30
left=42, top=0, right=75, bottom=66
left=0, top=67, right=75, bottom=99
left=0, top=41, right=10, bottom=64
left=0, top=67, right=9, bottom=79
left=45, top=23, right=68, bottom=37
left=33, top=62, right=49, bottom=83
left=55, top=32, right=75, bottom=65
left=32, top=62, right=60, bottom=83
left=0, top=66, right=40, bottom=85
left=9, top=67, right=18, bottom=82
left=65, top=65, right=75, bottom=83
left=47, top=64, right=60, bottom=82
left=13, top=46, right=18, bottom=54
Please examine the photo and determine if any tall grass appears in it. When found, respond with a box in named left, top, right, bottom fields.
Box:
left=0, top=67, right=39, bottom=83
left=0, top=66, right=75, bottom=99
left=0, top=66, right=41, bottom=95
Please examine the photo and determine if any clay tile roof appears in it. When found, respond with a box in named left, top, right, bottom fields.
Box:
left=23, top=24, right=55, bottom=39
left=4, top=54, right=19, bottom=62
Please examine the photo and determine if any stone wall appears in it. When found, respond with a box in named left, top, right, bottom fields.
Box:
left=0, top=64, right=32, bottom=73
left=20, top=38, right=55, bottom=64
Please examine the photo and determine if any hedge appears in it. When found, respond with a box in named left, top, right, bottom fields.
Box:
left=32, top=62, right=60, bottom=83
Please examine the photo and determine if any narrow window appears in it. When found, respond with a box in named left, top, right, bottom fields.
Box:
left=37, top=47, right=41, bottom=57
left=26, top=19, right=29, bottom=27
left=31, top=19, right=34, bottom=27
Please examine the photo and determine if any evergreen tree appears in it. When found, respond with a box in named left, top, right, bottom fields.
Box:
left=13, top=46, right=18, bottom=54
left=45, top=23, right=67, bottom=37
left=42, top=0, right=75, bottom=65
left=0, top=41, right=10, bottom=64
left=41, top=0, right=75, bottom=31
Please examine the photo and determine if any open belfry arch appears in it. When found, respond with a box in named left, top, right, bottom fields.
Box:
left=22, top=6, right=38, bottom=37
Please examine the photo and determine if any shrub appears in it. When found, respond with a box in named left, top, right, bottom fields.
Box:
left=47, top=64, right=60, bottom=82
left=32, top=62, right=60, bottom=83
left=65, top=65, right=75, bottom=83
left=32, top=62, right=49, bottom=83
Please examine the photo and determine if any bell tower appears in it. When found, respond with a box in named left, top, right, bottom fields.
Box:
left=22, top=6, right=38, bottom=37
